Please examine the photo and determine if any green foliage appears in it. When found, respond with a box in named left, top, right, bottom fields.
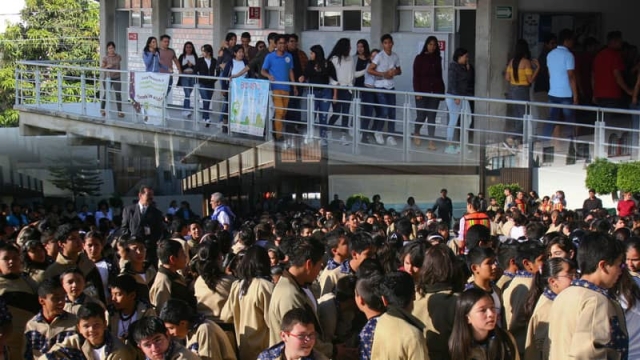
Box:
left=346, top=194, right=370, bottom=211
left=585, top=158, right=618, bottom=195
left=616, top=162, right=640, bottom=193
left=488, top=183, right=522, bottom=207
left=49, top=157, right=103, bottom=200
left=0, top=0, right=100, bottom=127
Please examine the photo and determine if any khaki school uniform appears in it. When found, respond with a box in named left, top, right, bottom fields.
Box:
left=370, top=309, right=429, bottom=360
left=220, top=278, right=274, bottom=360
left=0, top=273, right=40, bottom=360
left=120, top=264, right=157, bottom=304
left=164, top=341, right=202, bottom=360
left=186, top=318, right=237, bottom=360
left=318, top=262, right=351, bottom=297
left=412, top=287, right=458, bottom=360
left=108, top=301, right=156, bottom=341
left=496, top=273, right=515, bottom=292
left=149, top=267, right=196, bottom=312
left=43, top=253, right=106, bottom=303
left=267, top=270, right=332, bottom=358
left=548, top=284, right=628, bottom=360
left=63, top=293, right=105, bottom=316
left=524, top=293, right=553, bottom=360
left=43, top=332, right=132, bottom=360
left=503, top=275, right=533, bottom=354
left=194, top=275, right=235, bottom=322
left=23, top=311, right=77, bottom=360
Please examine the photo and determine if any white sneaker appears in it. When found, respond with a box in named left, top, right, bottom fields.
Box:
left=340, top=134, right=349, bottom=146
left=374, top=132, right=384, bottom=145
left=386, top=136, right=397, bottom=146
left=182, top=110, right=189, bottom=117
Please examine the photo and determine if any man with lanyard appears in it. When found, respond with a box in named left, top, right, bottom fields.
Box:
left=209, top=192, right=236, bottom=232
left=158, top=34, right=181, bottom=95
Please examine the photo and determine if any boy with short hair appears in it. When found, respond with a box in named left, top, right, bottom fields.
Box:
left=548, top=232, right=627, bottom=359
left=108, top=274, right=156, bottom=341
left=502, top=240, right=545, bottom=356
left=320, top=232, right=374, bottom=296
left=159, top=299, right=236, bottom=360
left=60, top=268, right=105, bottom=316
left=24, top=278, right=77, bottom=360
left=258, top=308, right=328, bottom=360
left=465, top=247, right=503, bottom=326
left=355, top=275, right=385, bottom=360
left=149, top=239, right=195, bottom=312
left=132, top=316, right=200, bottom=360
left=317, top=230, right=349, bottom=295
left=118, top=235, right=157, bottom=304
left=496, top=242, right=519, bottom=291
left=45, top=302, right=130, bottom=360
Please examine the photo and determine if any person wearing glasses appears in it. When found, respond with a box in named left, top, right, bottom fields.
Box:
left=258, top=308, right=328, bottom=360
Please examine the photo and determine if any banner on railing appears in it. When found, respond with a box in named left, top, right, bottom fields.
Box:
left=131, top=72, right=171, bottom=126
left=229, top=78, right=269, bottom=137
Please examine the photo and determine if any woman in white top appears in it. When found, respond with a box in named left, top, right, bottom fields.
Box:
left=327, top=38, right=356, bottom=144
left=178, top=42, right=198, bottom=117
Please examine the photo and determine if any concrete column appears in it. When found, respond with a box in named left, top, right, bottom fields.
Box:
left=284, top=0, right=306, bottom=35
left=370, top=0, right=398, bottom=48
left=99, top=0, right=116, bottom=57
left=213, top=0, right=234, bottom=51
left=474, top=0, right=519, bottom=135
left=152, top=0, right=169, bottom=37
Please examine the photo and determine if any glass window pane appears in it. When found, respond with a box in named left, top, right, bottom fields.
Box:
left=309, top=0, right=323, bottom=6
left=434, top=7, right=453, bottom=31
left=362, top=11, right=371, bottom=27
left=267, top=10, right=281, bottom=28
left=267, top=0, right=282, bottom=6
left=197, top=11, right=212, bottom=26
left=344, top=0, right=361, bottom=6
left=320, top=11, right=340, bottom=27
left=131, top=11, right=141, bottom=26
left=117, top=0, right=128, bottom=8
left=198, top=0, right=211, bottom=7
left=416, top=0, right=434, bottom=5
left=183, top=0, right=195, bottom=7
left=235, top=11, right=247, bottom=25
left=363, top=0, right=371, bottom=5
left=455, top=0, right=476, bottom=6
left=171, top=11, right=183, bottom=24
left=172, top=0, right=181, bottom=7
left=343, top=10, right=361, bottom=31
left=326, top=0, right=341, bottom=5
left=398, top=0, right=413, bottom=5
left=435, top=0, right=453, bottom=5
left=234, top=0, right=246, bottom=6
left=248, top=0, right=260, bottom=6
left=398, top=10, right=412, bottom=31
left=414, top=10, right=432, bottom=28
left=307, top=10, right=319, bottom=29
left=143, top=11, right=152, bottom=25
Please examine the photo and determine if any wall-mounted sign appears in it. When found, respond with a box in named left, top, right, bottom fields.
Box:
left=249, top=7, right=261, bottom=20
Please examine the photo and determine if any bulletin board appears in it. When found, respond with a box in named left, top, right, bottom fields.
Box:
left=519, top=12, right=602, bottom=58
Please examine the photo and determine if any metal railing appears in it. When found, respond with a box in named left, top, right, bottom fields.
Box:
left=14, top=60, right=640, bottom=166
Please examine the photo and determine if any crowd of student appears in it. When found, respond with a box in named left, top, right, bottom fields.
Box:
left=0, top=183, right=639, bottom=360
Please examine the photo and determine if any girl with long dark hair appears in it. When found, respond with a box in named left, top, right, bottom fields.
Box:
left=445, top=47, right=472, bottom=154
left=449, top=288, right=518, bottom=360
left=328, top=38, right=355, bottom=144
left=177, top=41, right=198, bottom=117
left=221, top=245, right=274, bottom=360
left=413, top=36, right=445, bottom=150
left=354, top=39, right=378, bottom=142
left=504, top=39, right=540, bottom=146
left=523, top=257, right=576, bottom=360
left=142, top=36, right=160, bottom=72
left=300, top=44, right=336, bottom=143
left=193, top=238, right=235, bottom=323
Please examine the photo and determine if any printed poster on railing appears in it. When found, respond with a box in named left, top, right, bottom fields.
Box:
left=229, top=78, right=269, bottom=136
left=132, top=72, right=171, bottom=126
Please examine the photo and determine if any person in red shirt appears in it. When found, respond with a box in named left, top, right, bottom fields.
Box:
left=592, top=31, right=633, bottom=108
left=618, top=191, right=637, bottom=217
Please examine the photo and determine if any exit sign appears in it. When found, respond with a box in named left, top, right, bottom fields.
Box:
left=496, top=6, right=513, bottom=20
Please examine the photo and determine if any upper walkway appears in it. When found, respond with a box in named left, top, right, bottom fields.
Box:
left=13, top=60, right=640, bottom=168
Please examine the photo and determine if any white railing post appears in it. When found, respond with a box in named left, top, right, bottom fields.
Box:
left=522, top=110, right=532, bottom=167
left=306, top=91, right=315, bottom=143
left=193, top=83, right=200, bottom=132
left=105, top=77, right=111, bottom=117
left=57, top=70, right=63, bottom=111
left=35, top=69, right=41, bottom=106
left=14, top=68, right=19, bottom=106
left=80, top=72, right=87, bottom=115
left=402, top=95, right=411, bottom=162
left=353, top=93, right=362, bottom=155
left=162, top=97, right=167, bottom=127
left=266, top=90, right=273, bottom=142
left=594, top=113, right=606, bottom=159
left=459, top=99, right=469, bottom=162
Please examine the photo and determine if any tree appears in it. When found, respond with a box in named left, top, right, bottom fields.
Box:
left=617, top=162, right=640, bottom=194
left=0, top=0, right=99, bottom=127
left=488, top=183, right=522, bottom=208
left=585, top=158, right=618, bottom=195
left=49, top=157, right=103, bottom=201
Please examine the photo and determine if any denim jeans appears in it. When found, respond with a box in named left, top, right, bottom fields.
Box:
left=509, top=85, right=530, bottom=136
left=544, top=95, right=575, bottom=138
left=199, top=85, right=214, bottom=120
left=328, top=89, right=352, bottom=134
left=414, top=96, right=441, bottom=136
left=182, top=77, right=195, bottom=109
left=360, top=88, right=379, bottom=133
left=445, top=97, right=462, bottom=142
left=313, top=88, right=332, bottom=138
left=373, top=89, right=396, bottom=133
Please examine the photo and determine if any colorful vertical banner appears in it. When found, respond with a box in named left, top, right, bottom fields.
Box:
left=229, top=78, right=269, bottom=137
left=133, top=72, right=170, bottom=125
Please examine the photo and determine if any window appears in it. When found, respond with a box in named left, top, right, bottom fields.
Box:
left=170, top=0, right=212, bottom=28
left=233, top=0, right=284, bottom=29
left=117, top=0, right=153, bottom=28
left=397, top=0, right=455, bottom=32
left=308, top=0, right=371, bottom=31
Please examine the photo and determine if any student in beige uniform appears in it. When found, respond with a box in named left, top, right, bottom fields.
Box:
left=221, top=246, right=274, bottom=360
left=413, top=244, right=463, bottom=360
left=502, top=241, right=545, bottom=355
left=316, top=229, right=350, bottom=297
left=60, top=268, right=105, bottom=316
left=132, top=316, right=200, bottom=360
left=319, top=232, right=374, bottom=297
left=44, top=302, right=131, bottom=360
left=523, top=258, right=576, bottom=360
left=149, top=239, right=196, bottom=313
left=108, top=274, right=156, bottom=342
left=258, top=308, right=328, bottom=360
left=267, top=237, right=334, bottom=358
left=192, top=240, right=235, bottom=323
left=496, top=242, right=519, bottom=292
left=118, top=235, right=157, bottom=304
left=449, top=288, right=519, bottom=360
left=548, top=233, right=628, bottom=360
left=0, top=243, right=39, bottom=360
left=160, top=299, right=236, bottom=360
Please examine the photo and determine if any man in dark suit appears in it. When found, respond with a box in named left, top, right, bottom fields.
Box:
left=121, top=185, right=165, bottom=264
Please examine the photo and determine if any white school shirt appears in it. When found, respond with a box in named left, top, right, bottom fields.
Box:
left=373, top=50, right=400, bottom=89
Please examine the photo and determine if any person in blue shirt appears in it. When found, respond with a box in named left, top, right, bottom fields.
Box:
left=544, top=28, right=578, bottom=138
left=261, top=34, right=298, bottom=142
left=142, top=37, right=160, bottom=73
